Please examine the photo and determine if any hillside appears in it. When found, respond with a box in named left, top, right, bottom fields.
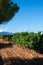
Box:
left=0, top=31, right=13, bottom=35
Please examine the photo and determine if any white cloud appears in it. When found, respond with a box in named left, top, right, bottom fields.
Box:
left=0, top=28, right=8, bottom=32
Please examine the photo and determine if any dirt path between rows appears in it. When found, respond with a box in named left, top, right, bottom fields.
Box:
left=0, top=39, right=43, bottom=65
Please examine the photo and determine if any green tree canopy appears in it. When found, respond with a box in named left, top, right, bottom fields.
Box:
left=0, top=0, right=19, bottom=24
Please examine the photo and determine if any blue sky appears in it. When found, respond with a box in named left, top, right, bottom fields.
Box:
left=0, top=0, right=43, bottom=33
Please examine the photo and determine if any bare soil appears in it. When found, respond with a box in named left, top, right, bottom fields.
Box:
left=0, top=39, right=43, bottom=65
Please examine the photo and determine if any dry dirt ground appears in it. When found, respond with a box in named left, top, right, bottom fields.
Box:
left=0, top=39, right=43, bottom=65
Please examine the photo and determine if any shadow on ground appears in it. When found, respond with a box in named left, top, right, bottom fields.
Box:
left=0, top=55, right=3, bottom=65
left=0, top=43, right=12, bottom=49
left=1, top=57, right=43, bottom=65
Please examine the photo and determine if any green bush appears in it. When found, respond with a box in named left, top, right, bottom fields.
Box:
left=0, top=35, right=3, bottom=39
left=0, top=31, right=43, bottom=53
left=11, top=31, right=43, bottom=53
